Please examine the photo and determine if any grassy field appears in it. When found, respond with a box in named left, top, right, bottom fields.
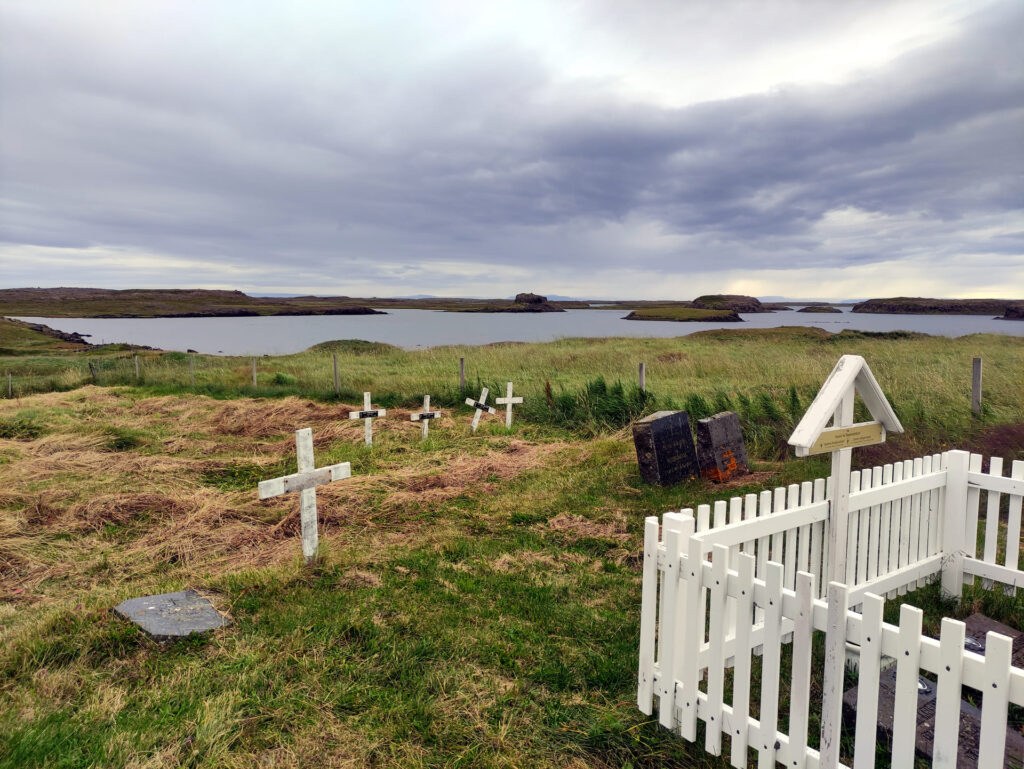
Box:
left=1, top=323, right=1023, bottom=767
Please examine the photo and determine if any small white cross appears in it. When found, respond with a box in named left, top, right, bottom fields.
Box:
left=494, top=381, right=523, bottom=429
left=465, top=386, right=496, bottom=433
left=348, top=391, right=386, bottom=446
left=410, top=394, right=442, bottom=440
left=257, top=427, right=351, bottom=563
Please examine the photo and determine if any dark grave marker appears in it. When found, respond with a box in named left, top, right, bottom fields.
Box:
left=843, top=624, right=1024, bottom=768
left=632, top=410, right=700, bottom=486
left=695, top=411, right=749, bottom=482
left=114, top=590, right=229, bottom=642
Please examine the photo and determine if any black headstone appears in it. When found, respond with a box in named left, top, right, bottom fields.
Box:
left=114, top=590, right=230, bottom=642
left=695, top=411, right=749, bottom=482
left=632, top=410, right=700, bottom=486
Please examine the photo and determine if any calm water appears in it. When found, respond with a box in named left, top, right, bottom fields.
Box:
left=15, top=308, right=1022, bottom=355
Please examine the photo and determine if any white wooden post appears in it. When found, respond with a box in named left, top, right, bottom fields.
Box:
left=134, top=355, right=140, bottom=380
left=638, top=362, right=646, bottom=392
left=465, top=387, right=495, bottom=433
left=349, top=392, right=385, bottom=446
left=257, top=427, right=351, bottom=563
left=828, top=392, right=854, bottom=584
left=941, top=449, right=970, bottom=598
left=410, top=394, right=441, bottom=440
left=820, top=581, right=849, bottom=769
left=494, top=381, right=523, bottom=429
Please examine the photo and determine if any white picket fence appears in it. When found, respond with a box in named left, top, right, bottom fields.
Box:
left=638, top=449, right=1024, bottom=768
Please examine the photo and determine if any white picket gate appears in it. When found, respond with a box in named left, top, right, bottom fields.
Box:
left=638, top=449, right=1024, bottom=768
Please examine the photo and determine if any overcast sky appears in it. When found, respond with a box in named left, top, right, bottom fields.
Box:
left=1, top=1, right=1021, bottom=300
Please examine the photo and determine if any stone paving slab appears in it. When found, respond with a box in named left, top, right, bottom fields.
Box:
left=114, top=589, right=229, bottom=642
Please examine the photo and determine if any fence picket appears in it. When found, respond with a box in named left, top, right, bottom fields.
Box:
left=898, top=459, right=914, bottom=594
left=867, top=465, right=883, bottom=582
left=697, top=503, right=710, bottom=661
left=933, top=617, right=966, bottom=768
left=637, top=516, right=660, bottom=714
left=657, top=513, right=686, bottom=728
left=853, top=593, right=884, bottom=769
left=788, top=571, right=815, bottom=769
left=857, top=469, right=872, bottom=585
left=798, top=481, right=813, bottom=575
left=756, top=562, right=784, bottom=769
left=812, top=478, right=826, bottom=598
left=878, top=463, right=893, bottom=578
left=730, top=553, right=756, bottom=768
left=847, top=471, right=861, bottom=586
left=679, top=534, right=705, bottom=740
left=964, top=453, right=983, bottom=564
left=772, top=487, right=786, bottom=565
left=891, top=604, right=924, bottom=768
left=977, top=632, right=1013, bottom=768
left=1007, top=460, right=1023, bottom=594
left=982, top=457, right=1003, bottom=590
left=785, top=484, right=799, bottom=589
left=927, top=453, right=942, bottom=558
left=887, top=461, right=904, bottom=598
left=705, top=544, right=729, bottom=756
left=914, top=456, right=928, bottom=588
left=742, top=493, right=757, bottom=557
left=820, top=581, right=849, bottom=769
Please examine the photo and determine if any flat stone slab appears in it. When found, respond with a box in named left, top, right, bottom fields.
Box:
left=114, top=590, right=229, bottom=641
left=695, top=411, right=749, bottom=482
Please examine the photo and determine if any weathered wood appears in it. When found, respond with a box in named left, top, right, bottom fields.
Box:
left=639, top=361, right=646, bottom=392
left=465, top=387, right=495, bottom=432
left=410, top=394, right=441, bottom=440
left=348, top=392, right=385, bottom=446
left=257, top=427, right=352, bottom=563
left=494, top=381, right=523, bottom=429
left=459, top=357, right=465, bottom=391
left=971, top=357, right=982, bottom=415
left=88, top=361, right=97, bottom=383
left=134, top=355, right=140, bottom=379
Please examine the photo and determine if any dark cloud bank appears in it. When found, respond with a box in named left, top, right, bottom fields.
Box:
left=1, top=2, right=1021, bottom=297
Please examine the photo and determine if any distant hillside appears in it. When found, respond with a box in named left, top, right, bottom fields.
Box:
left=852, top=297, right=1022, bottom=315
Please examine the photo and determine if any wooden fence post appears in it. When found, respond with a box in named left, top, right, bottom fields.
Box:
left=459, top=357, right=466, bottom=392
left=7, top=372, right=11, bottom=399
left=134, top=354, right=140, bottom=380
left=940, top=450, right=970, bottom=598
left=189, top=355, right=195, bottom=387
left=971, top=357, right=982, bottom=415
left=332, top=354, right=339, bottom=396
left=251, top=358, right=257, bottom=388
left=639, top=362, right=646, bottom=392
left=88, top=361, right=97, bottom=384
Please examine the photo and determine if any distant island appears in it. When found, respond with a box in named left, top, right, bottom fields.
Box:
left=797, top=305, right=842, bottom=313
left=453, top=293, right=565, bottom=313
left=852, top=297, right=1024, bottom=318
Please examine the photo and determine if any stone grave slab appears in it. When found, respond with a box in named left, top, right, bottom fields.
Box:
left=114, top=590, right=229, bottom=642
left=695, top=411, right=749, bottom=482
left=632, top=410, right=700, bottom=486
left=843, top=658, right=1024, bottom=767
left=963, top=612, right=1024, bottom=667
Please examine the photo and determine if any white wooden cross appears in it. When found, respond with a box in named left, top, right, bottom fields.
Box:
left=494, top=381, right=523, bottom=428
left=465, top=386, right=496, bottom=433
left=788, top=355, right=903, bottom=585
left=257, top=427, right=351, bottom=563
left=410, top=394, right=441, bottom=440
left=349, top=391, right=386, bottom=446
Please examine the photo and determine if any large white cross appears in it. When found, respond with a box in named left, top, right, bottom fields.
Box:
left=349, top=391, right=386, bottom=446
left=494, top=381, right=523, bottom=429
left=465, top=387, right=496, bottom=433
left=257, top=427, right=351, bottom=563
left=410, top=394, right=442, bottom=440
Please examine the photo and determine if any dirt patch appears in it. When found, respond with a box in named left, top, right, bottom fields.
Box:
left=855, top=423, right=1024, bottom=470
left=547, top=512, right=629, bottom=542
left=713, top=470, right=778, bottom=490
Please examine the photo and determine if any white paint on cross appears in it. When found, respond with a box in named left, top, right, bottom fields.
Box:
left=348, top=391, right=386, bottom=446
left=788, top=354, right=903, bottom=585
left=257, top=427, right=351, bottom=563
left=465, top=386, right=496, bottom=433
left=410, top=394, right=442, bottom=440
left=494, top=381, right=523, bottom=429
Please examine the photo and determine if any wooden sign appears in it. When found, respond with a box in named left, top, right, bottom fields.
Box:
left=807, top=421, right=885, bottom=455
